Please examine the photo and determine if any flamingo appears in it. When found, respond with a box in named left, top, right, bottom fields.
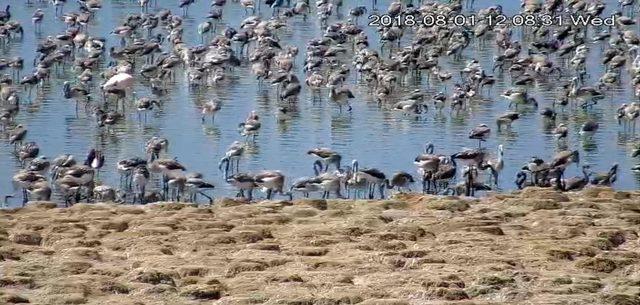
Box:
left=101, top=72, right=134, bottom=108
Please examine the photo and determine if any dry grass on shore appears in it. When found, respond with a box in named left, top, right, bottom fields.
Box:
left=1, top=187, right=640, bottom=305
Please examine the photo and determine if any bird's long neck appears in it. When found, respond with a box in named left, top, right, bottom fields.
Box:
left=555, top=171, right=565, bottom=191
left=556, top=178, right=566, bottom=191
left=582, top=167, right=590, bottom=180
left=334, top=157, right=341, bottom=171
left=465, top=172, right=472, bottom=196
left=515, top=174, right=525, bottom=190
left=313, top=160, right=322, bottom=176
left=469, top=167, right=476, bottom=183
left=3, top=195, right=13, bottom=207
left=571, top=79, right=579, bottom=93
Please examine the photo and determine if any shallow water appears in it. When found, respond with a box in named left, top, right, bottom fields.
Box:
left=1, top=0, right=639, bottom=207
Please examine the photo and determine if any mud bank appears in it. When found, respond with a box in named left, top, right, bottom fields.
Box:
left=1, top=187, right=640, bottom=305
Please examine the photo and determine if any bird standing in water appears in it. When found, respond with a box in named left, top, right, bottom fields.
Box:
left=469, top=124, right=491, bottom=148
left=202, top=100, right=221, bottom=124
left=84, top=149, right=105, bottom=177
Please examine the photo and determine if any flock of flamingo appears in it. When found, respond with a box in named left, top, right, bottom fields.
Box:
left=1, top=0, right=640, bottom=206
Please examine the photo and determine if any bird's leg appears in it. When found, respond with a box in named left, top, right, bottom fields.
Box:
left=22, top=188, right=28, bottom=206
left=199, top=191, right=213, bottom=205
left=128, top=174, right=134, bottom=190
left=465, top=182, right=470, bottom=196
left=75, top=190, right=82, bottom=204
left=163, top=175, right=169, bottom=197
left=140, top=185, right=146, bottom=204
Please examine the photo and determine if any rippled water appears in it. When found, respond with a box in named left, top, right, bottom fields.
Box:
left=1, top=0, right=639, bottom=207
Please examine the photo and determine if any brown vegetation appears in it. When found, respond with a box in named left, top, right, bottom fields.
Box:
left=1, top=187, right=640, bottom=304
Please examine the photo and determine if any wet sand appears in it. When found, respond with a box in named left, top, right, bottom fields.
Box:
left=1, top=188, right=640, bottom=305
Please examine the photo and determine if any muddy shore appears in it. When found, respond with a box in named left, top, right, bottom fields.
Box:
left=1, top=187, right=640, bottom=305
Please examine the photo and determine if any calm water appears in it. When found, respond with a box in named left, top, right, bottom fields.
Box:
left=1, top=0, right=639, bottom=207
